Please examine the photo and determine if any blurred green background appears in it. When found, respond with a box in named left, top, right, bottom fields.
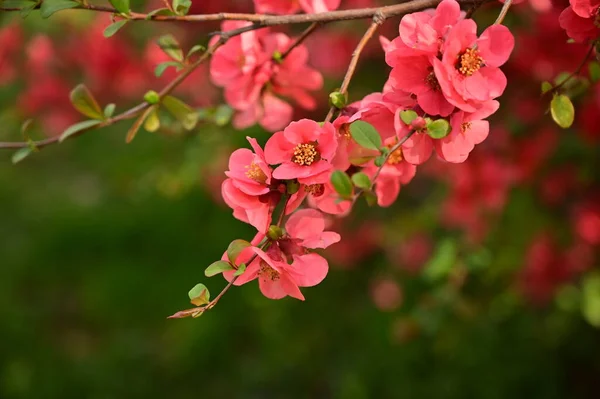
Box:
left=2, top=1, right=600, bottom=398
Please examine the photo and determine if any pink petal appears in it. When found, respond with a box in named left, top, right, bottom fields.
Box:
left=260, top=93, right=293, bottom=132
left=477, top=24, right=515, bottom=68
left=291, top=253, right=329, bottom=287
left=399, top=12, right=438, bottom=54
left=284, top=119, right=322, bottom=144
left=272, top=160, right=332, bottom=180
left=286, top=208, right=325, bottom=241
left=264, top=131, right=294, bottom=165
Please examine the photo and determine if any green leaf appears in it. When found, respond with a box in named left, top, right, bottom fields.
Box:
left=234, top=263, right=247, bottom=277
left=109, top=0, right=130, bottom=14
left=426, top=119, right=451, bottom=139
left=422, top=239, right=457, bottom=282
left=589, top=61, right=600, bottom=83
left=582, top=273, right=600, bottom=328
left=157, top=34, right=184, bottom=62
left=126, top=106, right=154, bottom=143
left=172, top=0, right=191, bottom=15
left=104, top=103, right=116, bottom=118
left=162, top=95, right=199, bottom=130
left=12, top=147, right=32, bottom=164
left=188, top=283, right=210, bottom=306
left=143, top=107, right=161, bottom=132
left=187, top=44, right=206, bottom=59
left=399, top=110, right=418, bottom=125
left=349, top=155, right=375, bottom=166
left=363, top=190, right=377, bottom=207
left=103, top=20, right=128, bottom=38
left=205, top=260, right=235, bottom=277
left=349, top=120, right=382, bottom=151
left=541, top=81, right=553, bottom=94
left=154, top=61, right=182, bottom=78
left=330, top=170, right=353, bottom=199
left=2, top=0, right=38, bottom=17
left=59, top=120, right=101, bottom=143
left=351, top=172, right=371, bottom=190
left=550, top=94, right=575, bottom=129
left=70, top=84, right=104, bottom=120
left=226, top=239, right=251, bottom=264
left=214, top=104, right=234, bottom=126
left=40, top=0, right=79, bottom=18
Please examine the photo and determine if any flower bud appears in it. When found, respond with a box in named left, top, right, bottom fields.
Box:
left=329, top=91, right=347, bottom=109
left=410, top=116, right=427, bottom=131
left=144, top=90, right=160, bottom=104
left=267, top=225, right=284, bottom=240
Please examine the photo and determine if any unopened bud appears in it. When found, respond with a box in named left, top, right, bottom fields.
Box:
left=144, top=90, right=160, bottom=104
left=286, top=180, right=300, bottom=194
left=267, top=225, right=284, bottom=240
left=329, top=91, right=347, bottom=109
left=410, top=116, right=427, bottom=131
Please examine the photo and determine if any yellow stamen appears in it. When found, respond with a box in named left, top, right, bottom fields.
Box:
left=259, top=261, right=280, bottom=281
left=458, top=48, right=484, bottom=77
left=245, top=162, right=268, bottom=184
left=292, top=143, right=320, bottom=166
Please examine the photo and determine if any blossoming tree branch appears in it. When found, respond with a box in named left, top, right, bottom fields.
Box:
left=1, top=0, right=598, bottom=318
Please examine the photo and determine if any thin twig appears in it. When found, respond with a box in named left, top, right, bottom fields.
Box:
left=324, top=17, right=384, bottom=123
left=493, top=0, right=512, bottom=25
left=280, top=22, right=322, bottom=59
left=370, top=130, right=415, bottom=184
left=546, top=42, right=596, bottom=97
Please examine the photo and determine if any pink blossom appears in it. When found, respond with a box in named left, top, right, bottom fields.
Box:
left=434, top=21, right=514, bottom=112
left=264, top=119, right=337, bottom=183
left=435, top=100, right=499, bottom=163
left=221, top=179, right=274, bottom=232
left=225, top=137, right=272, bottom=196
left=559, top=4, right=600, bottom=43
left=253, top=0, right=340, bottom=14
left=285, top=208, right=341, bottom=248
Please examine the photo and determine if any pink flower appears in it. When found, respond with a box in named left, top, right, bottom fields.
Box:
left=299, top=0, right=341, bottom=13
left=559, top=4, right=600, bottom=43
left=435, top=100, right=499, bottom=163
left=434, top=21, right=514, bottom=112
left=284, top=208, right=341, bottom=248
left=225, top=137, right=272, bottom=196
left=221, top=178, right=274, bottom=232
left=264, top=119, right=338, bottom=183
left=221, top=233, right=266, bottom=285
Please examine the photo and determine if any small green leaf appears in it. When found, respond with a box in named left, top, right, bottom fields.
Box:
left=12, top=147, right=32, bottom=164
left=330, top=170, right=353, bottom=199
left=234, top=263, right=247, bottom=277
left=329, top=91, right=347, bottom=109
left=104, top=103, right=116, bottom=118
left=214, top=104, right=234, bottom=126
left=167, top=307, right=204, bottom=319
left=399, top=110, right=418, bottom=125
left=374, top=154, right=386, bottom=167
left=109, top=0, right=130, bottom=14
left=227, top=239, right=251, bottom=264
left=349, top=120, right=382, bottom=151
left=3, top=0, right=39, bottom=18
left=582, top=273, right=600, bottom=328
left=103, top=20, right=128, bottom=38
left=188, top=283, right=210, bottom=306
left=351, top=172, right=371, bottom=189
left=20, top=119, right=33, bottom=138
left=349, top=156, right=375, bottom=166
left=423, top=239, right=457, bottom=282
left=143, top=90, right=160, bottom=104
left=172, top=0, right=191, bottom=15
left=162, top=95, right=199, bottom=130
left=40, top=0, right=80, bottom=18
left=157, top=34, right=184, bottom=62
left=59, top=120, right=101, bottom=142
left=143, top=107, right=161, bottom=132
left=363, top=190, right=377, bottom=207
left=550, top=94, right=575, bottom=129
left=267, top=225, right=284, bottom=241
left=589, top=61, right=600, bottom=83
left=126, top=106, right=155, bottom=143
left=426, top=119, right=451, bottom=139
left=154, top=61, right=182, bottom=78
left=70, top=84, right=104, bottom=120
left=205, top=260, right=235, bottom=277
left=187, top=44, right=206, bottom=59
left=541, top=81, right=553, bottom=94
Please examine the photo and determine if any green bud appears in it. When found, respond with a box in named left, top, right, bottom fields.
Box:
left=267, top=225, right=284, bottom=240
left=329, top=91, right=347, bottom=109
left=144, top=90, right=160, bottom=104
left=286, top=180, right=300, bottom=194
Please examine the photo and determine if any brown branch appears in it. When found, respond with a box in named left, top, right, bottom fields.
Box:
left=545, top=42, right=596, bottom=97
left=324, top=17, right=383, bottom=123
left=493, top=0, right=512, bottom=25
left=2, top=0, right=482, bottom=24
left=0, top=39, right=225, bottom=150
left=280, top=22, right=322, bottom=59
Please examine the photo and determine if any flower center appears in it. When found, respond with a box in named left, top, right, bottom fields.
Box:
left=245, top=162, right=268, bottom=183
left=458, top=48, right=484, bottom=77
left=259, top=261, right=280, bottom=281
left=425, top=71, right=441, bottom=91
left=292, top=143, right=320, bottom=166
left=461, top=122, right=472, bottom=134
left=305, top=183, right=325, bottom=197
left=387, top=146, right=404, bottom=165
left=339, top=123, right=352, bottom=140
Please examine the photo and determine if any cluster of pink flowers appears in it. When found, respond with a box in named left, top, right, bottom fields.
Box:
left=215, top=0, right=517, bottom=301
left=559, top=0, right=600, bottom=43
left=209, top=22, right=323, bottom=132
